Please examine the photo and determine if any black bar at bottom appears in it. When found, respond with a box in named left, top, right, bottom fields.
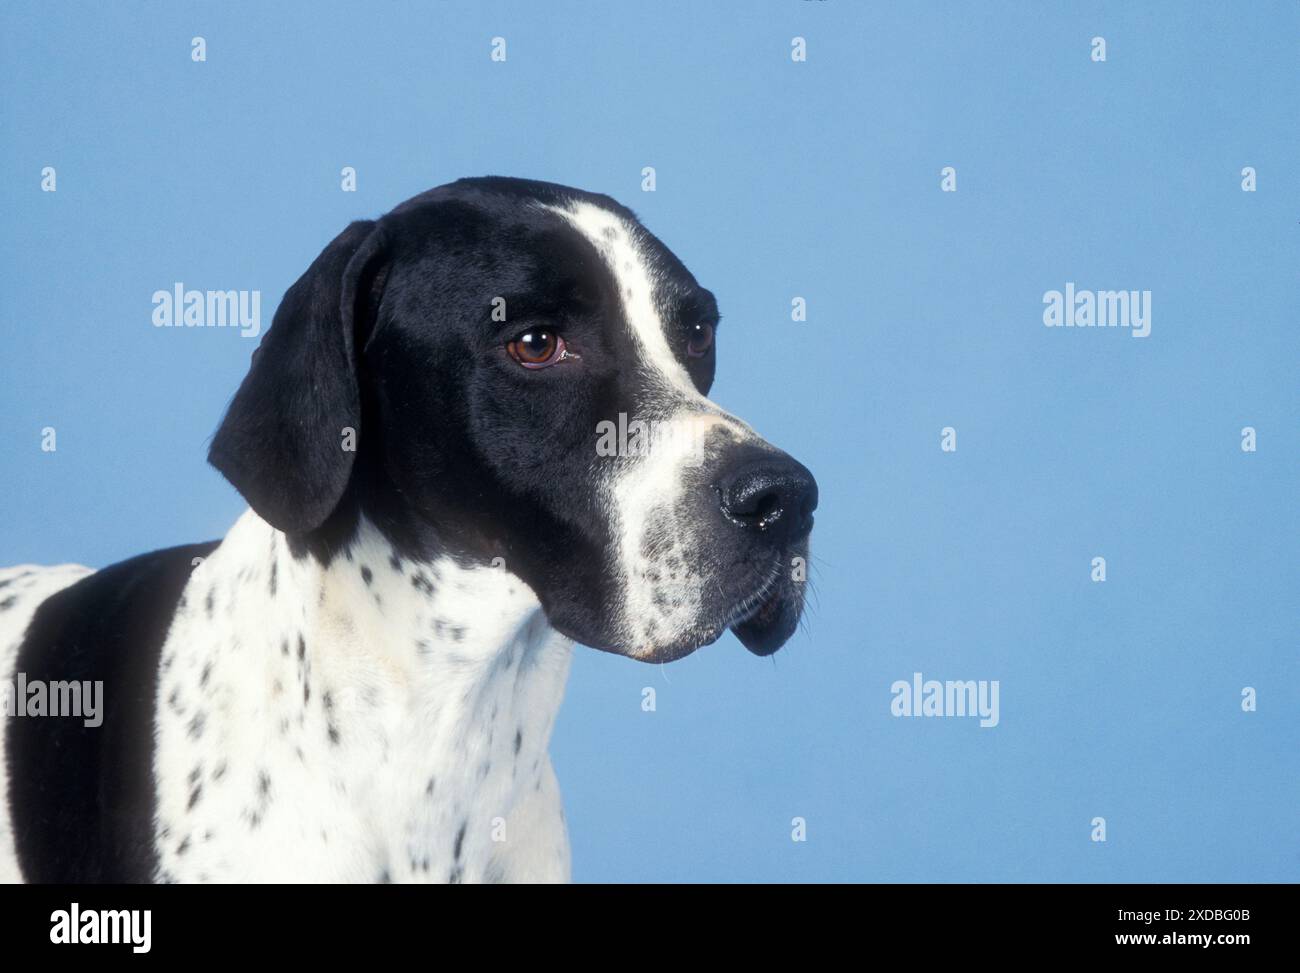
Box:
left=0, top=882, right=1284, bottom=957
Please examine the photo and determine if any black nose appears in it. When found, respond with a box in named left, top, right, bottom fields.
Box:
left=716, top=455, right=818, bottom=545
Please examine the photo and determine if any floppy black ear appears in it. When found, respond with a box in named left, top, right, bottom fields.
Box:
left=209, top=220, right=388, bottom=534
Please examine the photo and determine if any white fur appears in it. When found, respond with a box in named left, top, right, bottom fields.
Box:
left=151, top=510, right=573, bottom=882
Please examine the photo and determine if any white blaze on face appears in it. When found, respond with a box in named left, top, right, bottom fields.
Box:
left=547, top=201, right=696, bottom=394
left=546, top=199, right=758, bottom=656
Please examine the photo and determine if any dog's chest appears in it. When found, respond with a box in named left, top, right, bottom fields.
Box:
left=152, top=512, right=573, bottom=883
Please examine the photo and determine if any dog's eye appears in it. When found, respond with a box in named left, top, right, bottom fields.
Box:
left=686, top=322, right=714, bottom=358
left=507, top=330, right=566, bottom=369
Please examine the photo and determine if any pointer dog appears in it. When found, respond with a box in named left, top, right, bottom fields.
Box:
left=0, top=178, right=817, bottom=883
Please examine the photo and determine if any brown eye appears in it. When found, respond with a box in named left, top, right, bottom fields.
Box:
left=507, top=330, right=565, bottom=368
left=686, top=321, right=714, bottom=358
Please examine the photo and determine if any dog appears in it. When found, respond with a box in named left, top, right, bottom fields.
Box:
left=0, top=177, right=817, bottom=883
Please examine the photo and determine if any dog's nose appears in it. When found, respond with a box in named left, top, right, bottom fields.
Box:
left=716, top=455, right=818, bottom=545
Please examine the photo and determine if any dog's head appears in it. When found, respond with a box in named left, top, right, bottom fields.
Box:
left=210, top=177, right=817, bottom=661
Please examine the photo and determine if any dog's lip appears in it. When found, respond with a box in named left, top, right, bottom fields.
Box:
left=626, top=573, right=798, bottom=663
left=727, top=564, right=801, bottom=657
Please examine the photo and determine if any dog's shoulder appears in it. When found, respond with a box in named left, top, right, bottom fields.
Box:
left=4, top=541, right=217, bottom=882
left=0, top=562, right=96, bottom=655
left=12, top=541, right=219, bottom=688
left=1, top=562, right=95, bottom=882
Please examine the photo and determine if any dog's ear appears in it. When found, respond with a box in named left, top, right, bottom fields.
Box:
left=209, top=220, right=389, bottom=534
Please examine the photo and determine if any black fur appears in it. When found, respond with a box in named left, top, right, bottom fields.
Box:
left=7, top=542, right=217, bottom=882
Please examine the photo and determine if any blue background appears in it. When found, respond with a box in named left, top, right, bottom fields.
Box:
left=2, top=1, right=1296, bottom=882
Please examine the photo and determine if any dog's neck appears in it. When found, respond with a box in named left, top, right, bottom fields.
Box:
left=157, top=509, right=574, bottom=881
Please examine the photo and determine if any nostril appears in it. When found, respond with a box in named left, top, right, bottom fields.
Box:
left=753, top=491, right=782, bottom=528
left=720, top=485, right=782, bottom=529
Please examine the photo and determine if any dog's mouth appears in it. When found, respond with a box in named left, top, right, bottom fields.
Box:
left=620, top=556, right=807, bottom=664
left=727, top=559, right=805, bottom=657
